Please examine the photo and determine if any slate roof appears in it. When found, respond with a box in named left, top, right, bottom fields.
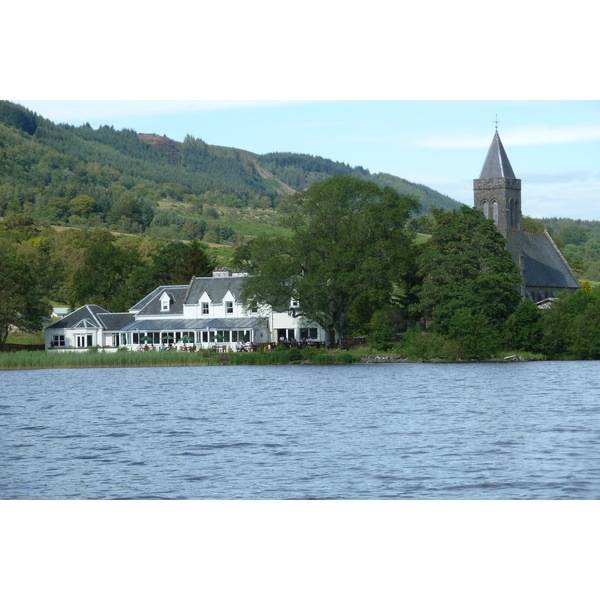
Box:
left=480, top=131, right=516, bottom=179
left=96, top=312, right=136, bottom=330
left=129, top=285, right=189, bottom=316
left=508, top=230, right=580, bottom=289
left=46, top=304, right=135, bottom=331
left=184, top=276, right=246, bottom=304
left=121, top=317, right=262, bottom=331
left=45, top=304, right=108, bottom=330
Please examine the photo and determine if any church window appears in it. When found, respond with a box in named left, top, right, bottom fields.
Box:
left=492, top=201, right=499, bottom=225
left=482, top=201, right=489, bottom=219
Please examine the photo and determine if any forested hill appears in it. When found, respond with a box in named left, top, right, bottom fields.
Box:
left=0, top=100, right=461, bottom=242
left=258, top=153, right=460, bottom=213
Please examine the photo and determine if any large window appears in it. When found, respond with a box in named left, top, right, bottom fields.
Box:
left=76, top=334, right=93, bottom=348
left=300, top=327, right=319, bottom=340
left=143, top=332, right=161, bottom=345
left=231, top=330, right=251, bottom=342
left=52, top=335, right=65, bottom=347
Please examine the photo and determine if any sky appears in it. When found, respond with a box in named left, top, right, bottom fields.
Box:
left=12, top=99, right=600, bottom=221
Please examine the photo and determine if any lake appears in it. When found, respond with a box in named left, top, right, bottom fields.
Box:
left=2, top=361, right=599, bottom=499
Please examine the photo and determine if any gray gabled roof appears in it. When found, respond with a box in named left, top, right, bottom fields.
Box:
left=185, top=276, right=245, bottom=305
left=480, top=131, right=517, bottom=179
left=46, top=305, right=136, bottom=331
left=129, top=285, right=189, bottom=316
left=508, top=230, right=580, bottom=289
left=96, top=312, right=136, bottom=331
left=45, top=304, right=108, bottom=330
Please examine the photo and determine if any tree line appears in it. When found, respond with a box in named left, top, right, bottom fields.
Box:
left=1, top=175, right=598, bottom=359
left=0, top=214, right=215, bottom=343
left=232, top=176, right=597, bottom=360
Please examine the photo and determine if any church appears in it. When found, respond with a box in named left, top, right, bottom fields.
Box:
left=474, top=130, right=580, bottom=302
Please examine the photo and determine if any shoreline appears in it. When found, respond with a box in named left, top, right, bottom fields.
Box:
left=0, top=351, right=544, bottom=371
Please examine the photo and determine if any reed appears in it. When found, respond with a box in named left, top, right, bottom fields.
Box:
left=0, top=347, right=359, bottom=370
left=0, top=348, right=222, bottom=370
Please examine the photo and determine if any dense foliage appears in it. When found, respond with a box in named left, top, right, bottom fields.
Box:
left=0, top=215, right=215, bottom=318
left=2, top=101, right=598, bottom=360
left=0, top=101, right=463, bottom=247
left=233, top=176, right=419, bottom=345
left=417, top=206, right=523, bottom=357
left=258, top=152, right=461, bottom=212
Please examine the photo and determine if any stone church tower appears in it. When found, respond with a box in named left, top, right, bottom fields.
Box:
left=473, top=131, right=522, bottom=238
left=474, top=130, right=580, bottom=301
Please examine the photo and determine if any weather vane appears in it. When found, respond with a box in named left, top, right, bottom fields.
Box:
left=494, top=114, right=499, bottom=131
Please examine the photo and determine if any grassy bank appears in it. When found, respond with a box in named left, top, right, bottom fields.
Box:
left=0, top=346, right=361, bottom=370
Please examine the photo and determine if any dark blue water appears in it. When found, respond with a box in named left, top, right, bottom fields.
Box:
left=2, top=362, right=599, bottom=499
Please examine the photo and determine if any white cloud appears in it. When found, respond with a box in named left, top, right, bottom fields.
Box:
left=524, top=181, right=600, bottom=220
left=505, top=124, right=600, bottom=146
left=417, top=123, right=600, bottom=149
left=521, top=170, right=600, bottom=185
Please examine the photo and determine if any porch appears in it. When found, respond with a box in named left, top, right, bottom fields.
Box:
left=119, top=317, right=266, bottom=351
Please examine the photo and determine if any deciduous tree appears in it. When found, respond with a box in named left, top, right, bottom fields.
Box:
left=417, top=206, right=522, bottom=346
left=234, top=175, right=419, bottom=345
left=0, top=243, right=51, bottom=342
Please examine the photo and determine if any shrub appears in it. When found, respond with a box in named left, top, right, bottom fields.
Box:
left=313, top=353, right=335, bottom=364
left=335, top=351, right=359, bottom=364
left=394, top=326, right=446, bottom=360
left=369, top=326, right=396, bottom=351
left=287, top=347, right=303, bottom=362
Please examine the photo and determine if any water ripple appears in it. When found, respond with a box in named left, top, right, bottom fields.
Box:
left=2, top=362, right=600, bottom=499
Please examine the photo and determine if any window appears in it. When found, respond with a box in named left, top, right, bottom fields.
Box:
left=492, top=200, right=499, bottom=225
left=481, top=201, right=489, bottom=219
left=145, top=332, right=160, bottom=345
left=290, top=299, right=300, bottom=308
left=52, top=335, right=65, bottom=347
left=201, top=302, right=209, bottom=315
left=300, top=327, right=318, bottom=340
left=225, top=301, right=234, bottom=314
left=161, top=298, right=170, bottom=311
left=76, top=334, right=93, bottom=348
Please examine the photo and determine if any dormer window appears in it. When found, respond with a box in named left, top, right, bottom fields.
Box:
left=201, top=302, right=209, bottom=315
left=225, top=301, right=234, bottom=314
left=290, top=299, right=300, bottom=309
left=160, top=292, right=173, bottom=312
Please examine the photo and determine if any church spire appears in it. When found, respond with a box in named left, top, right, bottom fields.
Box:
left=479, top=130, right=516, bottom=179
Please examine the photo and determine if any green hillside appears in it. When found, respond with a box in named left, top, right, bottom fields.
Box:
left=0, top=100, right=466, bottom=246
left=258, top=152, right=461, bottom=212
